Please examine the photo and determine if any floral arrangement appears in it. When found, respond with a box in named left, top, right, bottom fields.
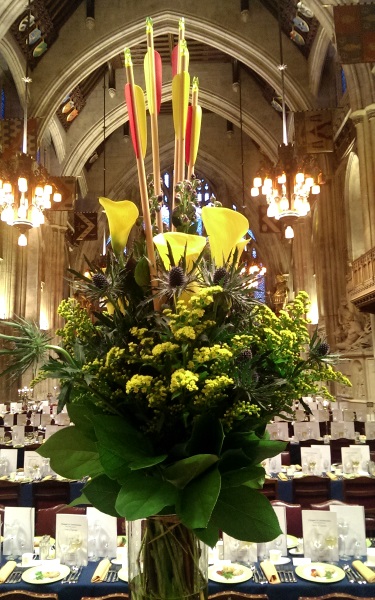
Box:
left=0, top=18, right=350, bottom=553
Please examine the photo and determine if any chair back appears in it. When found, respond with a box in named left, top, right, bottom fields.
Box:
left=310, top=500, right=347, bottom=511
left=35, top=503, right=86, bottom=536
left=271, top=500, right=302, bottom=537
left=292, top=476, right=330, bottom=508
left=209, top=594, right=269, bottom=600
left=329, top=438, right=352, bottom=463
left=299, top=594, right=367, bottom=600
left=0, top=481, right=20, bottom=507
left=343, top=476, right=375, bottom=509
left=0, top=592, right=59, bottom=600
left=32, top=480, right=70, bottom=511
left=259, top=479, right=278, bottom=500
left=80, top=595, right=130, bottom=600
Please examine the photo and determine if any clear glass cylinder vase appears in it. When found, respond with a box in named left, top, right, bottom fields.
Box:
left=127, top=515, right=208, bottom=600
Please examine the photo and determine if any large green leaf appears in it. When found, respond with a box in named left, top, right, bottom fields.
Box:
left=211, top=485, right=281, bottom=542
left=177, top=466, right=221, bottom=530
left=98, top=447, right=133, bottom=480
left=224, top=432, right=286, bottom=464
left=67, top=403, right=101, bottom=441
left=163, top=454, right=219, bottom=488
left=82, top=474, right=122, bottom=517
left=186, top=415, right=224, bottom=456
left=221, top=465, right=264, bottom=489
left=116, top=472, right=177, bottom=519
left=92, top=415, right=166, bottom=469
left=194, top=519, right=220, bottom=548
left=37, top=427, right=103, bottom=480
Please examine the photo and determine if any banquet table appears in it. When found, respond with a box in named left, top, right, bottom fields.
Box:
left=2, top=558, right=375, bottom=600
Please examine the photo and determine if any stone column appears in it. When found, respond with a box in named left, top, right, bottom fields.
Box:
left=292, top=215, right=318, bottom=322
left=351, top=110, right=374, bottom=250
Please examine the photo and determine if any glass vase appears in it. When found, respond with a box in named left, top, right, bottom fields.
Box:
left=127, top=515, right=208, bottom=600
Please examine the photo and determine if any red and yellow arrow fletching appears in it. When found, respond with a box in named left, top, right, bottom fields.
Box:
left=172, top=71, right=190, bottom=140
left=125, top=83, right=147, bottom=159
left=144, top=48, right=162, bottom=115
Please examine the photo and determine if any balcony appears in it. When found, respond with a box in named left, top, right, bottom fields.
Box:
left=348, top=248, right=375, bottom=313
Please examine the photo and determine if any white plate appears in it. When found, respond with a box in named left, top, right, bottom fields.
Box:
left=111, top=559, right=125, bottom=565
left=118, top=567, right=128, bottom=582
left=271, top=557, right=290, bottom=565
left=295, top=562, right=345, bottom=583
left=22, top=564, right=70, bottom=584
left=208, top=563, right=253, bottom=584
left=289, top=548, right=304, bottom=555
left=287, top=535, right=298, bottom=549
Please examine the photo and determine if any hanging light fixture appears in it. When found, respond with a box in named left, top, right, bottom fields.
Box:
left=0, top=0, right=63, bottom=246
left=250, top=0, right=322, bottom=239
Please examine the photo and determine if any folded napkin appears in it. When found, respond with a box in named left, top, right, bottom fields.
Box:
left=326, top=471, right=337, bottom=480
left=278, top=473, right=288, bottom=481
left=294, top=464, right=302, bottom=471
left=260, top=560, right=281, bottom=584
left=91, top=558, right=111, bottom=582
left=0, top=561, right=17, bottom=583
left=352, top=560, right=375, bottom=583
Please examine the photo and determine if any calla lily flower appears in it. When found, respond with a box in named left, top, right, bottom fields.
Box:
left=153, top=232, right=206, bottom=270
left=201, top=206, right=249, bottom=266
left=99, top=197, right=139, bottom=257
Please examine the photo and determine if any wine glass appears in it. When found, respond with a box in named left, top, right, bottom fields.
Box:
left=68, top=532, right=82, bottom=569
left=88, top=520, right=100, bottom=562
left=308, top=458, right=317, bottom=474
left=58, top=532, right=70, bottom=565
left=351, top=454, right=360, bottom=474
left=338, top=519, right=350, bottom=559
left=324, top=530, right=337, bottom=562
left=311, top=528, right=324, bottom=561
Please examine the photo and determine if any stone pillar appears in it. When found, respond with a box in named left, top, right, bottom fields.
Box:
left=292, top=215, right=318, bottom=322
left=351, top=109, right=374, bottom=250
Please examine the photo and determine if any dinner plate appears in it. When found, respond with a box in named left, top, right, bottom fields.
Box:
left=289, top=548, right=304, bottom=555
left=118, top=567, right=128, bottom=582
left=287, top=535, right=298, bottom=549
left=208, top=563, right=253, bottom=584
left=271, top=557, right=290, bottom=565
left=295, top=562, right=345, bottom=583
left=22, top=564, right=70, bottom=584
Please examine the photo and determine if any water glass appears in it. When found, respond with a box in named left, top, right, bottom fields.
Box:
left=39, top=535, right=51, bottom=560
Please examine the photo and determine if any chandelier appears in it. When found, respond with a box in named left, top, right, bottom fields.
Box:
left=0, top=1, right=62, bottom=246
left=250, top=1, right=322, bottom=239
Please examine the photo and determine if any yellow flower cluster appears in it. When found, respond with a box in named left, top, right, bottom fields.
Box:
left=152, top=342, right=179, bottom=356
left=174, top=326, right=196, bottom=341
left=170, top=368, right=199, bottom=393
left=56, top=298, right=94, bottom=347
left=200, top=375, right=234, bottom=401
left=126, top=374, right=153, bottom=394
left=187, top=345, right=232, bottom=370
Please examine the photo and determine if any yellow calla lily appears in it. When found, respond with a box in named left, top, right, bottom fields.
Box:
left=201, top=206, right=249, bottom=266
left=99, top=197, right=139, bottom=257
left=153, top=232, right=206, bottom=270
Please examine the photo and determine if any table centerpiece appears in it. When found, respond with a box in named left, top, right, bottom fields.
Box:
left=0, top=17, right=350, bottom=600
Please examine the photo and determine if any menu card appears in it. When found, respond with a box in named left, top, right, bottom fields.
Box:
left=44, top=425, right=60, bottom=440
left=0, top=449, right=17, bottom=474
left=10, top=402, right=22, bottom=413
left=222, top=533, right=257, bottom=563
left=87, top=507, right=117, bottom=559
left=266, top=422, right=289, bottom=440
left=365, top=422, right=375, bottom=440
left=30, top=413, right=41, bottom=427
left=331, top=409, right=343, bottom=422
left=293, top=421, right=320, bottom=441
left=264, top=453, right=282, bottom=475
left=41, top=414, right=52, bottom=426
left=54, top=413, right=71, bottom=426
left=329, top=505, right=366, bottom=558
left=56, top=513, right=88, bottom=566
left=3, top=507, right=34, bottom=556
left=16, top=414, right=27, bottom=426
left=3, top=414, right=14, bottom=427
left=301, top=448, right=322, bottom=475
left=349, top=444, right=370, bottom=471
left=311, top=444, right=331, bottom=472
left=302, top=510, right=338, bottom=562
left=266, top=504, right=287, bottom=556
left=341, top=447, right=363, bottom=473
left=331, top=421, right=355, bottom=439
left=11, top=425, right=25, bottom=446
